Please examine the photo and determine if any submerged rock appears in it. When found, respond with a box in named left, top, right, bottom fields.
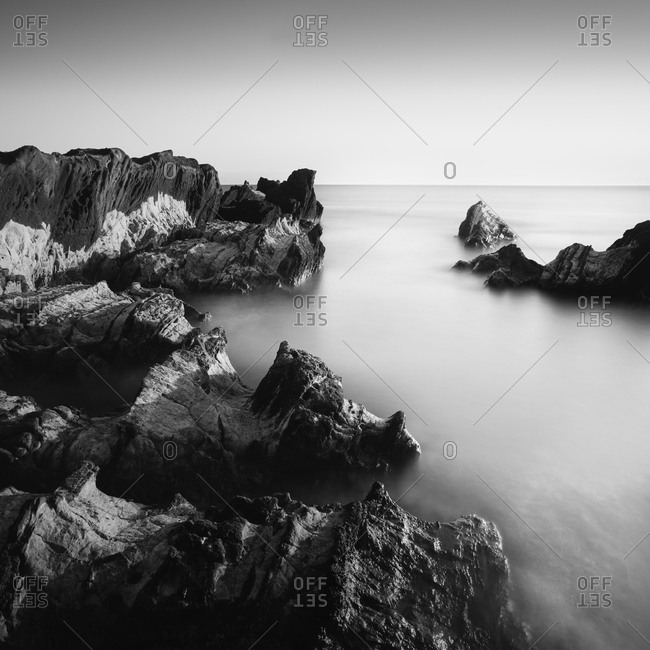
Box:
left=0, top=283, right=419, bottom=502
left=458, top=201, right=516, bottom=248
left=0, top=462, right=528, bottom=649
left=455, top=220, right=650, bottom=301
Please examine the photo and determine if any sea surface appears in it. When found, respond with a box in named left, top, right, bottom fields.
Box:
left=185, top=186, right=650, bottom=650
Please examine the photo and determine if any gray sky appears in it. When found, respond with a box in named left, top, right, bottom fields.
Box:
left=1, top=0, right=649, bottom=184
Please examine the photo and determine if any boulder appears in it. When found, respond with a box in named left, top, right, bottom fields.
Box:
left=458, top=201, right=516, bottom=248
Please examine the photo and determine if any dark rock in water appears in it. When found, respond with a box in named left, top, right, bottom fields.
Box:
left=0, top=147, right=325, bottom=294
left=0, top=284, right=419, bottom=502
left=257, top=168, right=324, bottom=226
left=453, top=244, right=543, bottom=287
left=455, top=220, right=650, bottom=301
left=458, top=201, right=516, bottom=248
left=252, top=342, right=420, bottom=468
left=0, top=462, right=529, bottom=650
left=219, top=181, right=279, bottom=224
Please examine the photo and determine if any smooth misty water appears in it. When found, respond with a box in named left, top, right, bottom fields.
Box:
left=187, top=186, right=650, bottom=650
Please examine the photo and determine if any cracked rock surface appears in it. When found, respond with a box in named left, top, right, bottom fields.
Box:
left=0, top=462, right=528, bottom=650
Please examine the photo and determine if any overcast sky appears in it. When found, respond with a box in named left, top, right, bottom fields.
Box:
left=1, top=0, right=649, bottom=185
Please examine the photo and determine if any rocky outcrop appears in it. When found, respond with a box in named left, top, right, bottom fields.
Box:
left=0, top=147, right=220, bottom=290
left=0, top=283, right=419, bottom=503
left=112, top=214, right=325, bottom=293
left=0, top=147, right=325, bottom=294
left=458, top=201, right=516, bottom=248
left=455, top=220, right=650, bottom=301
left=454, top=244, right=543, bottom=288
left=0, top=462, right=528, bottom=650
left=0, top=281, right=193, bottom=384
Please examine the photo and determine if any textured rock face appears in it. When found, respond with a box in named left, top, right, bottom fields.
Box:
left=113, top=215, right=325, bottom=293
left=0, top=147, right=220, bottom=290
left=0, top=147, right=325, bottom=294
left=455, top=220, right=650, bottom=300
left=0, top=281, right=192, bottom=384
left=0, top=284, right=419, bottom=503
left=0, top=463, right=527, bottom=650
left=458, top=201, right=516, bottom=248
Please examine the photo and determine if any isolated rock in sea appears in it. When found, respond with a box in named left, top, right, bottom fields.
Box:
left=0, top=147, right=325, bottom=294
left=458, top=201, right=516, bottom=248
left=0, top=284, right=419, bottom=502
left=0, top=462, right=528, bottom=650
left=455, top=220, right=650, bottom=301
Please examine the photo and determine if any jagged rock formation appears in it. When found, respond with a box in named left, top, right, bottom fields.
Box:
left=458, top=201, right=516, bottom=248
left=0, top=147, right=325, bottom=293
left=0, top=281, right=193, bottom=385
left=0, top=462, right=528, bottom=650
left=0, top=283, right=419, bottom=503
left=455, top=220, right=650, bottom=300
